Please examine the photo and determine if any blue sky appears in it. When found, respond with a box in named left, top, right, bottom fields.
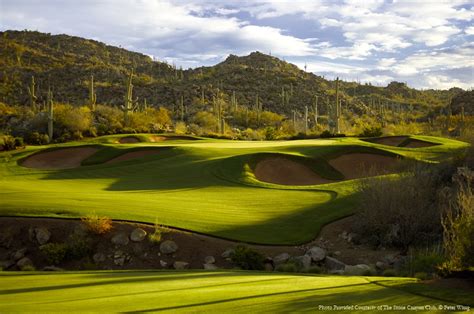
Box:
left=1, top=0, right=473, bottom=89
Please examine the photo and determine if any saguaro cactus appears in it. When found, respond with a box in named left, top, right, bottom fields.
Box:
left=89, top=75, right=97, bottom=111
left=46, top=87, right=54, bottom=142
left=231, top=90, right=237, bottom=112
left=335, top=77, right=341, bottom=134
left=304, top=106, right=308, bottom=134
left=27, top=76, right=38, bottom=112
left=122, top=70, right=139, bottom=125
left=313, top=95, right=319, bottom=126
left=179, top=95, right=185, bottom=121
left=255, top=93, right=262, bottom=127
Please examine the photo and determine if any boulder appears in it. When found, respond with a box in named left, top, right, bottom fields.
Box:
left=375, top=261, right=386, bottom=270
left=93, top=252, right=106, bottom=263
left=35, top=227, right=51, bottom=245
left=294, top=255, right=312, bottom=270
left=111, top=233, right=130, bottom=246
left=325, top=256, right=346, bottom=271
left=273, top=253, right=290, bottom=265
left=160, top=240, right=178, bottom=254
left=344, top=264, right=371, bottom=276
left=130, top=228, right=147, bottom=242
left=160, top=260, right=167, bottom=267
left=204, top=256, right=215, bottom=264
left=173, top=261, right=189, bottom=270
left=264, top=263, right=274, bottom=272
left=221, top=248, right=234, bottom=258
left=12, top=248, right=27, bottom=261
left=16, top=257, right=33, bottom=269
left=203, top=263, right=218, bottom=270
left=307, top=246, right=326, bottom=262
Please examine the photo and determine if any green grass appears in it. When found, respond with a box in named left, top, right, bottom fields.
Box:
left=0, top=134, right=468, bottom=244
left=0, top=271, right=470, bottom=312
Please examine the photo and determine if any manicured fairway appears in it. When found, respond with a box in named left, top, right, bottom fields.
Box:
left=0, top=271, right=468, bottom=313
left=0, top=135, right=467, bottom=244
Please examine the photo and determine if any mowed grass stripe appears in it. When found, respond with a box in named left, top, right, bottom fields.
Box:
left=0, top=271, right=463, bottom=313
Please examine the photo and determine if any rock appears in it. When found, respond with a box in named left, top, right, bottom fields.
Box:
left=160, top=260, right=167, bottom=267
left=307, top=246, right=326, bottom=262
left=0, top=232, right=13, bottom=248
left=344, top=264, right=371, bottom=276
left=384, top=254, right=397, bottom=265
left=203, top=263, right=218, bottom=270
left=294, top=255, right=312, bottom=270
left=130, top=228, right=147, bottom=242
left=93, top=253, right=106, bottom=263
left=114, top=257, right=125, bottom=266
left=160, top=240, right=178, bottom=254
left=12, top=248, right=27, bottom=261
left=0, top=260, right=15, bottom=270
left=16, top=257, right=33, bottom=269
left=35, top=227, right=51, bottom=245
left=173, top=261, right=189, bottom=270
left=114, top=250, right=124, bottom=259
left=333, top=251, right=341, bottom=256
left=111, top=233, right=130, bottom=246
left=340, top=231, right=348, bottom=239
left=204, top=256, right=215, bottom=264
left=325, top=256, right=346, bottom=271
left=221, top=248, right=234, bottom=258
left=264, top=263, right=274, bottom=271
left=375, top=261, right=386, bottom=270
left=43, top=266, right=64, bottom=271
left=273, top=253, right=290, bottom=265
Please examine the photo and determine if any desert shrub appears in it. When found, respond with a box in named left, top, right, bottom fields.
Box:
left=148, top=219, right=164, bottom=244
left=25, top=132, right=49, bottom=145
left=354, top=163, right=452, bottom=251
left=404, top=247, right=444, bottom=277
left=359, top=126, right=383, bottom=137
left=275, top=263, right=298, bottom=273
left=66, top=233, right=92, bottom=259
left=14, top=137, right=24, bottom=147
left=319, top=130, right=345, bottom=138
left=439, top=167, right=474, bottom=274
left=81, top=213, right=112, bottom=235
left=230, top=245, right=265, bottom=270
left=382, top=269, right=397, bottom=277
left=0, top=135, right=16, bottom=151
left=40, top=243, right=67, bottom=265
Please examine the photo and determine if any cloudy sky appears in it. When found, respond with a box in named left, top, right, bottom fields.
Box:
left=1, top=0, right=473, bottom=89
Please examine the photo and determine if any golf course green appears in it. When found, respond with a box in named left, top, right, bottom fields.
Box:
left=0, top=134, right=467, bottom=245
left=0, top=271, right=471, bottom=312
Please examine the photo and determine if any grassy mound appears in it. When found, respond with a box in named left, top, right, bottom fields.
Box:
left=0, top=135, right=467, bottom=245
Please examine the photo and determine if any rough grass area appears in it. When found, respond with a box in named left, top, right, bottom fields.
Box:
left=0, top=271, right=470, bottom=312
left=0, top=135, right=467, bottom=245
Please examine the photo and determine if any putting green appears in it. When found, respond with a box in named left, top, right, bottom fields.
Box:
left=0, top=134, right=467, bottom=244
left=0, top=271, right=469, bottom=312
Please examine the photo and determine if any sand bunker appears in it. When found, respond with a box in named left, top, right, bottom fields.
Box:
left=21, top=147, right=99, bottom=170
left=254, top=157, right=333, bottom=185
left=329, top=153, right=398, bottom=180
left=105, top=150, right=162, bottom=164
left=365, top=136, right=408, bottom=147
left=119, top=136, right=140, bottom=143
left=403, top=139, right=437, bottom=148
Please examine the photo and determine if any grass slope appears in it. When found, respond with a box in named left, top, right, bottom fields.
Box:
left=0, top=271, right=470, bottom=313
left=0, top=135, right=467, bottom=244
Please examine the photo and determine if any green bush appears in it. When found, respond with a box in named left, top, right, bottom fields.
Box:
left=305, top=266, right=323, bottom=274
left=14, top=137, right=24, bottom=147
left=382, top=269, right=397, bottom=277
left=230, top=245, right=265, bottom=270
left=40, top=243, right=67, bottom=265
left=275, top=263, right=298, bottom=273
left=66, top=233, right=92, bottom=259
left=20, top=265, right=36, bottom=271
left=414, top=272, right=429, bottom=280
left=0, top=135, right=16, bottom=151
left=359, top=126, right=383, bottom=137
